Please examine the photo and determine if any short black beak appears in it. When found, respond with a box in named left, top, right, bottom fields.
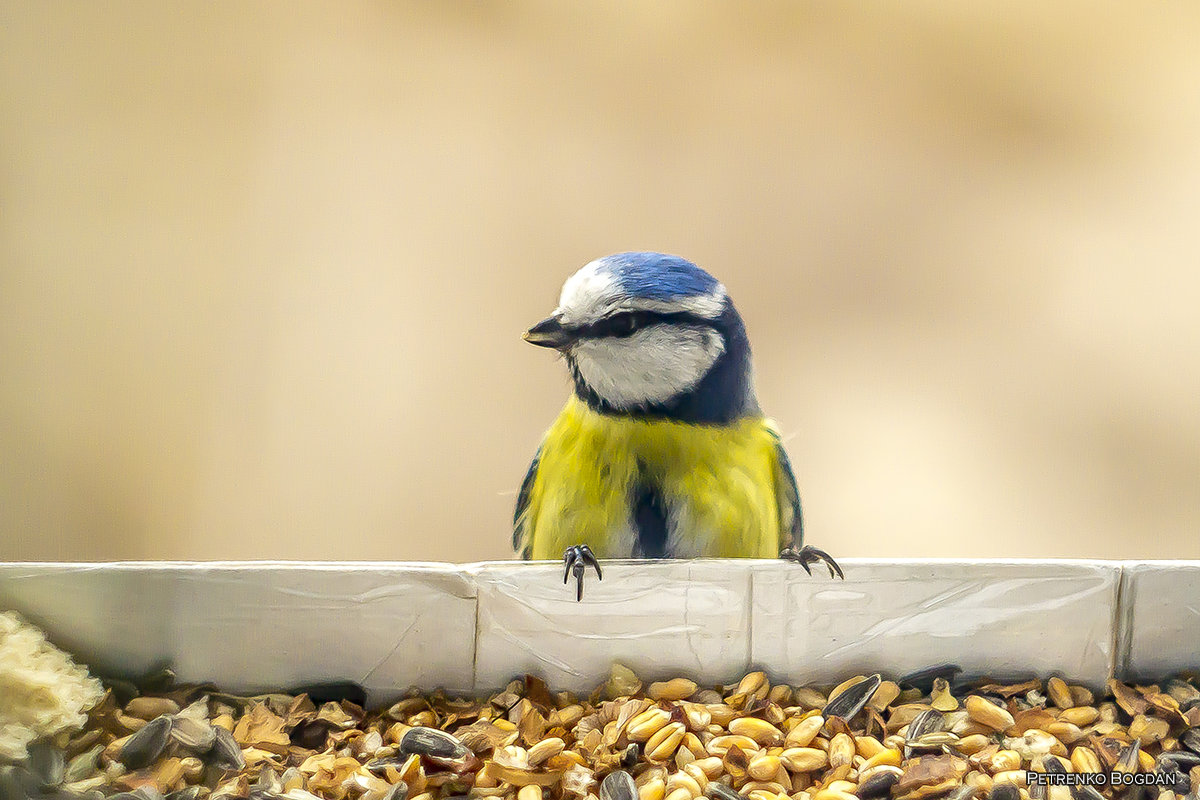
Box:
left=523, top=315, right=574, bottom=349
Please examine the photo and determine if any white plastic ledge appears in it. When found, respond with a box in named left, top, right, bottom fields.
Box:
left=0, top=559, right=1194, bottom=704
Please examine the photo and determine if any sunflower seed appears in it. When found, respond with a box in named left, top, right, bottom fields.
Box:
left=399, top=727, right=469, bottom=760
left=1114, top=740, right=1141, bottom=774
left=904, top=710, right=946, bottom=758
left=1153, top=765, right=1190, bottom=795
left=380, top=781, right=409, bottom=800
left=1041, top=755, right=1067, bottom=775
left=857, top=769, right=900, bottom=799
left=988, top=785, right=1019, bottom=800
left=0, top=766, right=38, bottom=800
left=1159, top=751, right=1200, bottom=771
left=167, top=788, right=205, bottom=800
left=600, top=770, right=638, bottom=800
left=118, top=715, right=172, bottom=769
left=111, top=789, right=166, bottom=800
left=1164, top=678, right=1200, bottom=706
left=26, top=742, right=65, bottom=787
left=706, top=784, right=746, bottom=800
left=64, top=745, right=103, bottom=783
left=364, top=756, right=405, bottom=776
left=900, top=665, right=962, bottom=694
left=823, top=674, right=882, bottom=720
left=208, top=725, right=245, bottom=771
left=63, top=776, right=107, bottom=795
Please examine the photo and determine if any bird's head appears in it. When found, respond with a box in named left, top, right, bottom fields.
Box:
left=524, top=252, right=758, bottom=423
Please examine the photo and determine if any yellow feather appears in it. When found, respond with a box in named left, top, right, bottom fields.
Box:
left=523, top=397, right=788, bottom=560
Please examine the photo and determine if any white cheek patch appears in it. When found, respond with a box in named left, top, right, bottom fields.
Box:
left=572, top=325, right=726, bottom=409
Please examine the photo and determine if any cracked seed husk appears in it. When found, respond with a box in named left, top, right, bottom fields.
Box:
left=931, top=679, right=959, bottom=712
left=168, top=716, right=216, bottom=753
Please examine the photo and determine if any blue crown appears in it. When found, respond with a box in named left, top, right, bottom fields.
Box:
left=597, top=252, right=721, bottom=301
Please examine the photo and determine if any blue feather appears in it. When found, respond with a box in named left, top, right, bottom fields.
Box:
left=599, top=252, right=720, bottom=300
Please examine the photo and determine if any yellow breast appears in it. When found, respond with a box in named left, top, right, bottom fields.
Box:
left=524, top=396, right=785, bottom=559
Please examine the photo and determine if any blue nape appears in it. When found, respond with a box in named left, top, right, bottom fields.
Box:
left=600, top=252, right=720, bottom=300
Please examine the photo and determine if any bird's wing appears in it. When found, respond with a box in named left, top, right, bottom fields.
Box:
left=512, top=446, right=542, bottom=560
left=766, top=422, right=804, bottom=552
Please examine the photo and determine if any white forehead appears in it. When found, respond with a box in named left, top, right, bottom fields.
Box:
left=556, top=261, right=618, bottom=324
left=555, top=259, right=728, bottom=325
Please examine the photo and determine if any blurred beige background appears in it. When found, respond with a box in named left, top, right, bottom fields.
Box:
left=2, top=2, right=1198, bottom=562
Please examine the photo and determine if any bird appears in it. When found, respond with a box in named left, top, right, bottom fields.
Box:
left=514, top=252, right=843, bottom=600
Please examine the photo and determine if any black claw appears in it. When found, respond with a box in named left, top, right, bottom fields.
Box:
left=562, top=544, right=602, bottom=601
left=781, top=545, right=845, bottom=580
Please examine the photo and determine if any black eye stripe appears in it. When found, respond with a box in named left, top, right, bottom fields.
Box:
left=572, top=310, right=715, bottom=340
left=600, top=311, right=647, bottom=337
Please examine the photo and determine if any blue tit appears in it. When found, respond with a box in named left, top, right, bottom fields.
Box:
left=514, top=252, right=843, bottom=599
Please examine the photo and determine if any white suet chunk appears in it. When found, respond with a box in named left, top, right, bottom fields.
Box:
left=0, top=611, right=104, bottom=760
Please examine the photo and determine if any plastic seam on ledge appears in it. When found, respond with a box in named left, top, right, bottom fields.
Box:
left=1113, top=564, right=1134, bottom=681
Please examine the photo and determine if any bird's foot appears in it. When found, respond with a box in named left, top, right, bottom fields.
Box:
left=780, top=544, right=844, bottom=579
left=563, top=544, right=603, bottom=601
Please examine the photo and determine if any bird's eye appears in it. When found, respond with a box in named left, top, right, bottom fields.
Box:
left=607, top=312, right=645, bottom=337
